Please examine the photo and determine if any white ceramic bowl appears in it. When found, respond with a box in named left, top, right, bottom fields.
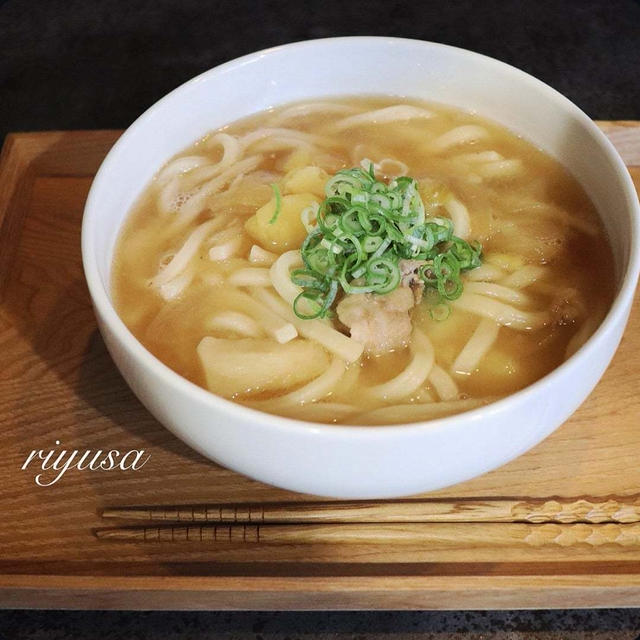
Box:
left=82, top=37, right=640, bottom=498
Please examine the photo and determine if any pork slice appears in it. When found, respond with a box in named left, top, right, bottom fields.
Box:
left=399, top=259, right=428, bottom=304
left=336, top=287, right=415, bottom=356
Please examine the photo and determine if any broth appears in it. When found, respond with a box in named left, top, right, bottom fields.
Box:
left=112, top=96, right=614, bottom=424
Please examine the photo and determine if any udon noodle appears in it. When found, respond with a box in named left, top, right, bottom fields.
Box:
left=112, top=97, right=614, bottom=425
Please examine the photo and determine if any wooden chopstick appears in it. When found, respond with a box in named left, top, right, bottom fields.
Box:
left=101, top=497, right=640, bottom=525
left=95, top=521, right=640, bottom=547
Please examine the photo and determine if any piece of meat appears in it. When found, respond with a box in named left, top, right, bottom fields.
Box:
left=336, top=287, right=415, bottom=355
left=399, top=259, right=428, bottom=304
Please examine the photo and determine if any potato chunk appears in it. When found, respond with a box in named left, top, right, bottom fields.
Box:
left=281, top=148, right=313, bottom=172
left=197, top=336, right=330, bottom=398
left=244, top=192, right=319, bottom=253
left=282, top=166, right=329, bottom=198
left=484, top=252, right=525, bottom=272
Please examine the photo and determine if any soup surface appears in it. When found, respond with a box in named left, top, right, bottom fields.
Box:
left=112, top=97, right=614, bottom=425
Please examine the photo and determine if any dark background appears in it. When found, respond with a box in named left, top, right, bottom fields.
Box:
left=1, top=0, right=640, bottom=145
left=2, top=0, right=640, bottom=637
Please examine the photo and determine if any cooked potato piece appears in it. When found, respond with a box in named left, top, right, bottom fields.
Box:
left=244, top=192, right=319, bottom=253
left=470, top=349, right=528, bottom=395
left=197, top=336, right=330, bottom=398
left=483, top=252, right=526, bottom=272
left=281, top=148, right=313, bottom=172
left=412, top=306, right=475, bottom=367
left=282, top=166, right=329, bottom=198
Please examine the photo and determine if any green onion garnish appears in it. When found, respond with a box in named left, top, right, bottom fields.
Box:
left=291, top=165, right=482, bottom=319
left=268, top=183, right=282, bottom=224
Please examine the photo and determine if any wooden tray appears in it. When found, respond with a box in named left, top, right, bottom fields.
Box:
left=1, top=124, right=639, bottom=610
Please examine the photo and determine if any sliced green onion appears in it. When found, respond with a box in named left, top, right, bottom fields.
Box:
left=268, top=183, right=282, bottom=224
left=301, top=202, right=319, bottom=232
left=291, top=166, right=483, bottom=319
left=430, top=302, right=451, bottom=321
left=362, top=235, right=383, bottom=253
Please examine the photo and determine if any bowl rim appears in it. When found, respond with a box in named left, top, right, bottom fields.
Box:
left=81, top=35, right=640, bottom=437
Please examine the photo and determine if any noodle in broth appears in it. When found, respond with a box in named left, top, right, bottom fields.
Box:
left=112, top=97, right=614, bottom=425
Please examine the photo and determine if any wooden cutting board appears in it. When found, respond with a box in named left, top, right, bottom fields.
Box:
left=0, top=124, right=639, bottom=610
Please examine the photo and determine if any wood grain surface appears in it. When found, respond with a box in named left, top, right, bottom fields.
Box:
left=0, top=124, right=639, bottom=609
left=101, top=496, right=640, bottom=524
left=95, top=521, right=640, bottom=549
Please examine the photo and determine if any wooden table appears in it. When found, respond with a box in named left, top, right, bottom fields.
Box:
left=0, top=124, right=639, bottom=609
